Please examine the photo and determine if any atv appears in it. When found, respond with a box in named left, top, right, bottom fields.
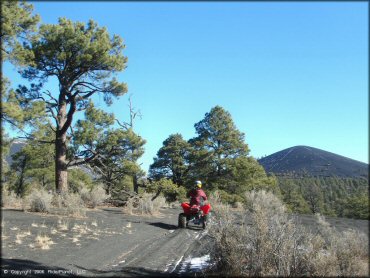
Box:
left=178, top=202, right=211, bottom=229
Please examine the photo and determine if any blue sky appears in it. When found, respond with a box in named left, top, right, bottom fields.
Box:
left=4, top=1, right=368, bottom=172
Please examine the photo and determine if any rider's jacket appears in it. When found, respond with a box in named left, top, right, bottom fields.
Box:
left=187, top=188, right=207, bottom=206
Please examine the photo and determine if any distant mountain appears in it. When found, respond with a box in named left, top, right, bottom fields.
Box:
left=258, top=146, right=368, bottom=179
left=5, top=140, right=26, bottom=166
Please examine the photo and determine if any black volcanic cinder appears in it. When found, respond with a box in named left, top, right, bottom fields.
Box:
left=258, top=146, right=368, bottom=179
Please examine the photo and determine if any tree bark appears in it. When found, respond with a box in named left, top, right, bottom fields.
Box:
left=133, top=174, right=139, bottom=194
left=55, top=100, right=68, bottom=193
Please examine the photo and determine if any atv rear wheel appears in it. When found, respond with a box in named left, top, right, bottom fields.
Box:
left=178, top=213, right=187, bottom=228
left=202, top=215, right=208, bottom=229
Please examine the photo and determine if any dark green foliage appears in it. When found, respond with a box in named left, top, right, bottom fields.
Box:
left=1, top=1, right=41, bottom=127
left=278, top=178, right=311, bottom=213
left=7, top=126, right=55, bottom=196
left=217, top=190, right=245, bottom=205
left=1, top=0, right=40, bottom=63
left=9, top=16, right=129, bottom=192
left=189, top=106, right=277, bottom=194
left=146, top=178, right=187, bottom=203
left=71, top=102, right=146, bottom=195
left=149, top=134, right=191, bottom=185
left=149, top=106, right=278, bottom=203
left=341, top=194, right=369, bottom=219
left=277, top=176, right=369, bottom=219
left=68, top=168, right=94, bottom=193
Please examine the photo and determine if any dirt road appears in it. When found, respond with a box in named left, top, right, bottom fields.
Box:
left=1, top=207, right=211, bottom=277
left=2, top=207, right=368, bottom=277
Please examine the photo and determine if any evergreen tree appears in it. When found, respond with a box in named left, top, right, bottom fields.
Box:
left=277, top=178, right=310, bottom=213
left=1, top=0, right=39, bottom=62
left=1, top=1, right=41, bottom=127
left=189, top=106, right=276, bottom=193
left=11, top=18, right=128, bottom=192
left=73, top=102, right=145, bottom=195
left=149, top=134, right=192, bottom=186
left=8, top=124, right=55, bottom=195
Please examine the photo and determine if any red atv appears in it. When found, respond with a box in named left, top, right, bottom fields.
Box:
left=178, top=202, right=211, bottom=229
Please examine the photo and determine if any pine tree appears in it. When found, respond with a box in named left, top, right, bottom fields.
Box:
left=1, top=1, right=41, bottom=128
left=149, top=134, right=192, bottom=186
left=189, top=106, right=276, bottom=194
left=11, top=18, right=128, bottom=192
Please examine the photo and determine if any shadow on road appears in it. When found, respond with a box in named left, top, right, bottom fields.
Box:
left=1, top=259, right=74, bottom=277
left=148, top=222, right=178, bottom=230
left=2, top=259, right=57, bottom=270
left=75, top=265, right=200, bottom=277
left=185, top=225, right=204, bottom=231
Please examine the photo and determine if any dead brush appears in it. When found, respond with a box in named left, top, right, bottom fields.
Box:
left=14, top=230, right=31, bottom=245
left=306, top=214, right=369, bottom=276
left=52, top=193, right=86, bottom=218
left=32, top=234, right=55, bottom=250
left=57, top=219, right=69, bottom=231
left=209, top=190, right=369, bottom=277
left=1, top=189, right=23, bottom=209
left=123, top=193, right=165, bottom=216
left=23, top=189, right=52, bottom=213
left=80, top=185, right=109, bottom=208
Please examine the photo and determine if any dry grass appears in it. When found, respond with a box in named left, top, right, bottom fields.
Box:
left=1, top=189, right=23, bottom=209
left=123, top=194, right=166, bottom=216
left=57, top=219, right=69, bottom=231
left=209, top=190, right=369, bottom=277
left=23, top=189, right=52, bottom=213
left=1, top=221, right=8, bottom=240
left=33, top=234, right=55, bottom=250
left=80, top=185, right=109, bottom=208
left=52, top=193, right=86, bottom=218
left=50, top=227, right=58, bottom=235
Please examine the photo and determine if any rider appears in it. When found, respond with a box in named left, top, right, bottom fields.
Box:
left=187, top=180, right=207, bottom=206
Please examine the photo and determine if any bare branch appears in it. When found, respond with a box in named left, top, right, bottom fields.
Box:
left=68, top=152, right=99, bottom=167
left=43, top=90, right=59, bottom=105
left=115, top=118, right=130, bottom=130
left=17, top=136, right=55, bottom=144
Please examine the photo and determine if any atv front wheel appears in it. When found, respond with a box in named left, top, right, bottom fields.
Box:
left=178, top=213, right=187, bottom=228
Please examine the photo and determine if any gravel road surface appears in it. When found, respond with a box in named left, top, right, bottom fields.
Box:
left=1, top=207, right=368, bottom=277
left=1, top=207, right=210, bottom=277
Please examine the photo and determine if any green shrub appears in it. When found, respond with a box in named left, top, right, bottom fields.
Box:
left=147, top=178, right=186, bottom=203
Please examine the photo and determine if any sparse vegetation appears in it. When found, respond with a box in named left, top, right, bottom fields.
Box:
left=209, top=190, right=369, bottom=277
left=52, top=192, right=86, bottom=217
left=80, top=185, right=110, bottom=208
left=34, top=234, right=54, bottom=250
left=123, top=193, right=166, bottom=216
left=23, top=188, right=52, bottom=213
left=1, top=186, right=23, bottom=209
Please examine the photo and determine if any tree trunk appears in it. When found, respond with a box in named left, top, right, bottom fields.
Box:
left=55, top=101, right=68, bottom=193
left=133, top=174, right=139, bottom=194
left=55, top=134, right=68, bottom=193
left=17, top=157, right=27, bottom=197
